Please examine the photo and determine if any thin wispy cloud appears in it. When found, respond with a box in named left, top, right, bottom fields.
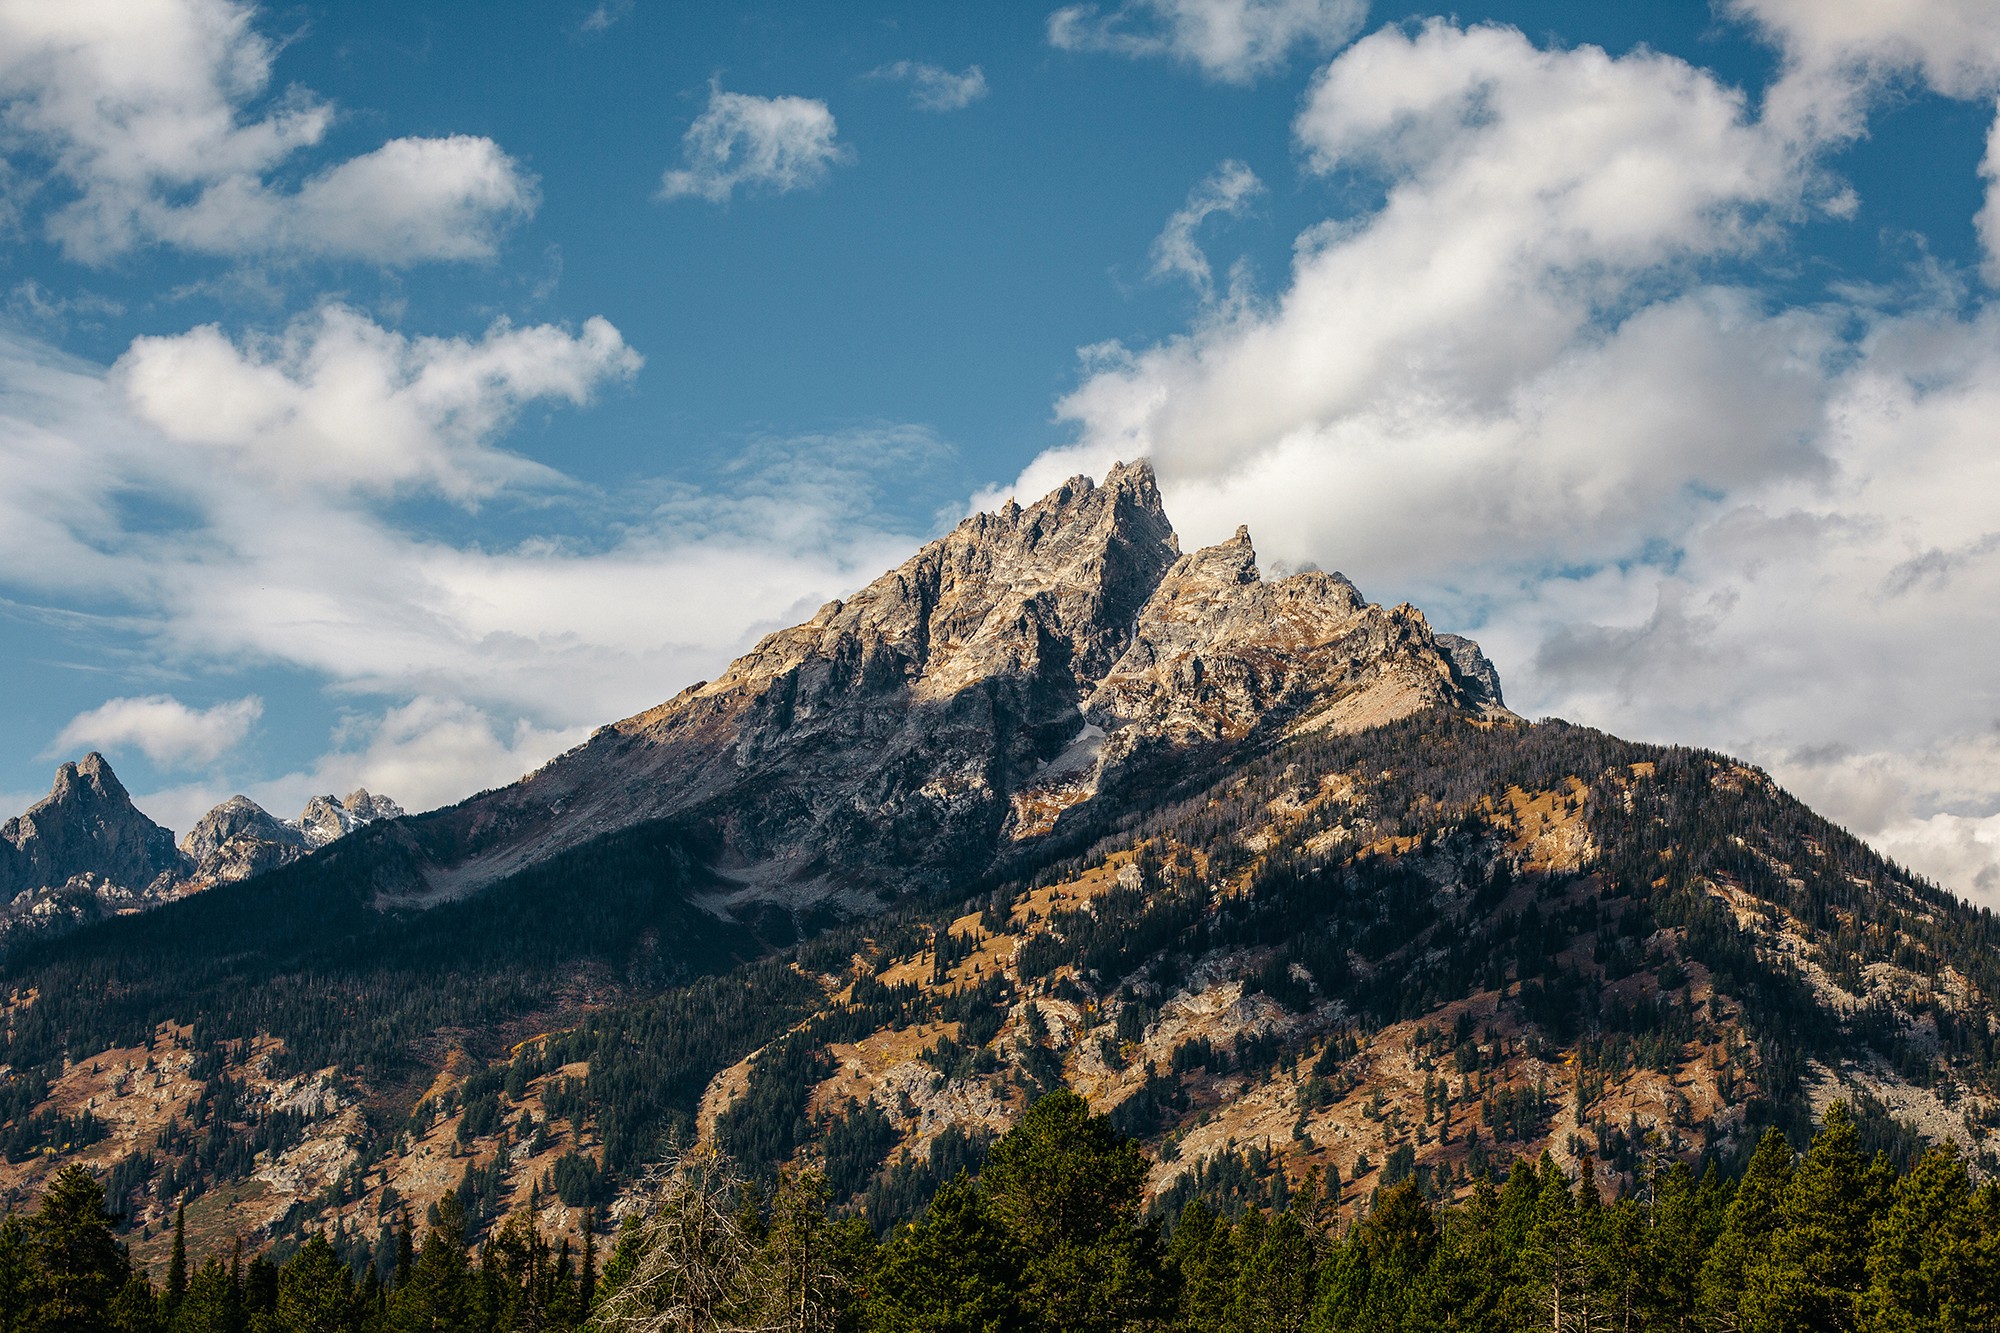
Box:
left=579, top=0, right=633, bottom=35
left=0, top=316, right=939, bottom=818
left=659, top=84, right=851, bottom=203
left=1150, top=159, right=1262, bottom=297
left=867, top=61, right=989, bottom=112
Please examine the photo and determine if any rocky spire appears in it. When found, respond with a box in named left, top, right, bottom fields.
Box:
left=0, top=752, right=187, bottom=905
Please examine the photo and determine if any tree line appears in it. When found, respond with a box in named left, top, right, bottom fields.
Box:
left=7, top=1091, right=2000, bottom=1332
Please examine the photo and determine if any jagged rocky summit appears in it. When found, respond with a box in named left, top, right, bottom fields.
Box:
left=0, top=756, right=402, bottom=941
left=402, top=460, right=1506, bottom=911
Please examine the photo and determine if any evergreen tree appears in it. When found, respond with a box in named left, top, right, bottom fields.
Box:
left=1165, top=1202, right=1235, bottom=1333
left=107, top=1272, right=163, bottom=1333
left=389, top=1196, right=474, bottom=1333
left=749, top=1167, right=848, bottom=1332
left=1701, top=1127, right=1793, bottom=1330
left=974, top=1090, right=1167, bottom=1333
left=165, top=1204, right=188, bottom=1320
left=24, top=1164, right=131, bottom=1333
left=1308, top=1177, right=1437, bottom=1333
left=0, top=1215, right=35, bottom=1333
left=169, top=1255, right=240, bottom=1333
left=863, top=1172, right=1018, bottom=1333
left=1862, top=1142, right=2000, bottom=1333
left=1234, top=1203, right=1315, bottom=1333
left=275, top=1235, right=356, bottom=1333
left=1742, top=1102, right=1881, bottom=1333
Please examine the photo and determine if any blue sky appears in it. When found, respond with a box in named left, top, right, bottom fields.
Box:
left=4, top=0, right=2000, bottom=902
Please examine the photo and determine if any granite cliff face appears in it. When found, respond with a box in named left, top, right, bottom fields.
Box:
left=406, top=460, right=1506, bottom=910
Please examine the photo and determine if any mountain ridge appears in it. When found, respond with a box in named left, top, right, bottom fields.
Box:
left=20, top=462, right=1982, bottom=1281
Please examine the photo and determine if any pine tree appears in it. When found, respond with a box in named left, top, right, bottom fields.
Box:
left=1700, top=1126, right=1792, bottom=1330
left=1165, top=1202, right=1234, bottom=1333
left=24, top=1163, right=131, bottom=1333
left=275, top=1234, right=356, bottom=1333
left=1235, top=1203, right=1315, bottom=1333
left=864, top=1171, right=1020, bottom=1333
left=1862, top=1142, right=2000, bottom=1332
left=164, top=1204, right=187, bottom=1319
left=1741, top=1102, right=1879, bottom=1333
left=977, top=1090, right=1167, bottom=1333
left=388, top=1195, right=474, bottom=1333
left=169, top=1255, right=239, bottom=1333
left=750, top=1166, right=846, bottom=1332
left=0, top=1216, right=36, bottom=1332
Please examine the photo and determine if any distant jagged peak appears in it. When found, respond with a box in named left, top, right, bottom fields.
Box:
left=178, top=795, right=298, bottom=862
left=342, top=788, right=404, bottom=821
left=38, top=749, right=131, bottom=812
left=0, top=751, right=186, bottom=915
left=7, top=750, right=160, bottom=847
left=293, top=790, right=404, bottom=849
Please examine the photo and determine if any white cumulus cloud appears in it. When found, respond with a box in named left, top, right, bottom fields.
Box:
left=1047, top=0, right=1366, bottom=84
left=659, top=85, right=850, bottom=203
left=113, top=306, right=642, bottom=503
left=51, top=694, right=262, bottom=769
left=0, top=0, right=535, bottom=264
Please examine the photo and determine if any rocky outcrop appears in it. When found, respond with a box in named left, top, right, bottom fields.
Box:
left=0, top=753, right=190, bottom=938
left=407, top=461, right=1507, bottom=912
left=1435, top=633, right=1505, bottom=709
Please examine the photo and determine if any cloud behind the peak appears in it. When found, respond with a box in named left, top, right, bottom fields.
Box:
left=1047, top=0, right=1367, bottom=84
left=995, top=19, right=2000, bottom=905
left=659, top=85, right=850, bottom=203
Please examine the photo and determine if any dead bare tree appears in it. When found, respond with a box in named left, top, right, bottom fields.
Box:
left=588, top=1141, right=757, bottom=1333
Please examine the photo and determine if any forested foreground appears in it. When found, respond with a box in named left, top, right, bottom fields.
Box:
left=8, top=1090, right=2000, bottom=1333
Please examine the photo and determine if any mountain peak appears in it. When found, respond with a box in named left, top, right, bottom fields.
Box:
left=1, top=751, right=185, bottom=920
left=411, top=462, right=1503, bottom=908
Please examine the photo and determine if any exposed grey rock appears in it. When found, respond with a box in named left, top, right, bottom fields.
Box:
left=0, top=758, right=411, bottom=940
left=1435, top=633, right=1506, bottom=708
left=343, top=789, right=404, bottom=822
left=179, top=796, right=305, bottom=888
